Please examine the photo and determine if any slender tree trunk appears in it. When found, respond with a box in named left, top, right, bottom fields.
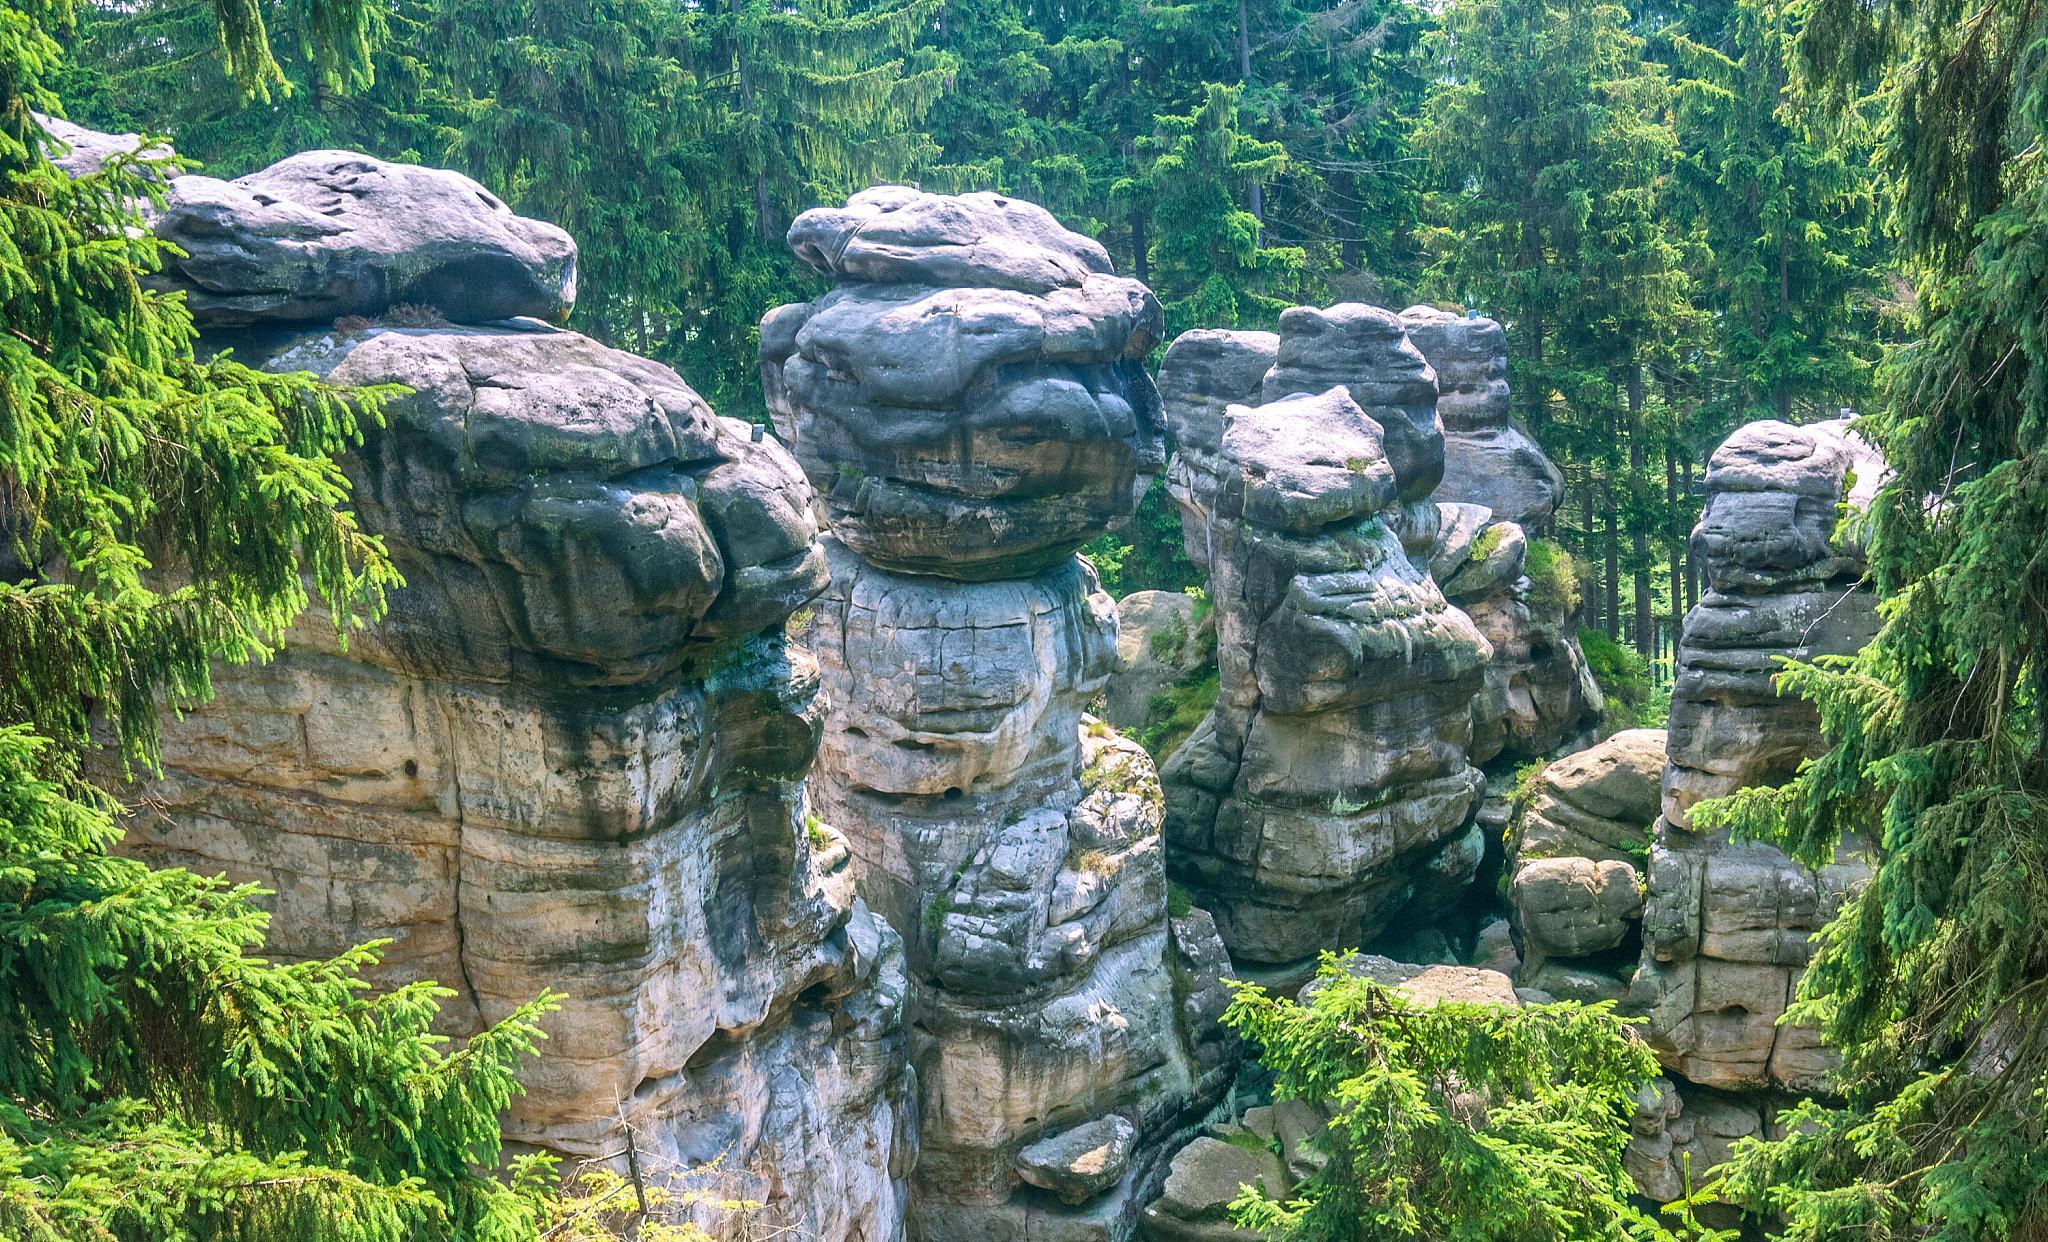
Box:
left=1683, top=454, right=1700, bottom=611
left=1666, top=442, right=1683, bottom=679
left=1237, top=0, right=1262, bottom=222
left=1776, top=237, right=1793, bottom=419
left=1131, top=207, right=1150, bottom=286
left=1628, top=367, right=1653, bottom=653
left=1603, top=473, right=1620, bottom=641
left=1580, top=465, right=1600, bottom=631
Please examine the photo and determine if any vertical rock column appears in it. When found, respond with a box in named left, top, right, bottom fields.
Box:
left=1626, top=418, right=1883, bottom=1195
left=1400, top=307, right=1599, bottom=762
left=117, top=148, right=913, bottom=1242
left=763, top=188, right=1234, bottom=1242
left=1156, top=307, right=1493, bottom=973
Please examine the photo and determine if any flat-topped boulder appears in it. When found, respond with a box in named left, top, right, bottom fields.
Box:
left=787, top=184, right=1116, bottom=292
left=153, top=150, right=576, bottom=326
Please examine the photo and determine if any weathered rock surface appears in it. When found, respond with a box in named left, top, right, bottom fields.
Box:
left=1161, top=383, right=1491, bottom=968
left=762, top=186, right=1165, bottom=583
left=118, top=152, right=910, bottom=1242
left=1626, top=1077, right=1766, bottom=1205
left=1631, top=419, right=1881, bottom=1096
left=1398, top=306, right=1563, bottom=530
left=780, top=189, right=1228, bottom=1241
left=1661, top=419, right=1885, bottom=825
left=35, top=111, right=172, bottom=178
left=1104, top=590, right=1212, bottom=738
left=1429, top=502, right=1601, bottom=764
left=151, top=150, right=577, bottom=327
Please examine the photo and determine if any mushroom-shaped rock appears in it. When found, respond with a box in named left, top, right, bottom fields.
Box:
left=765, top=187, right=1165, bottom=581
left=154, top=151, right=577, bottom=326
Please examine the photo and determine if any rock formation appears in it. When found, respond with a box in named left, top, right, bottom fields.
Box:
left=1153, top=303, right=1596, bottom=973
left=1158, top=368, right=1492, bottom=971
left=1396, top=305, right=1563, bottom=531
left=764, top=187, right=1230, bottom=1241
left=1503, top=728, right=1665, bottom=1003
left=1103, top=590, right=1212, bottom=739
left=1631, top=418, right=1881, bottom=1095
left=1609, top=418, right=1883, bottom=1200
left=114, top=143, right=912, bottom=1241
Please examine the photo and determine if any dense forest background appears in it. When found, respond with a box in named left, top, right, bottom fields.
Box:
left=53, top=0, right=1895, bottom=680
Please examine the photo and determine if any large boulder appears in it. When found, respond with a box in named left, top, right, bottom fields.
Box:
left=152, top=150, right=577, bottom=326
left=761, top=186, right=1166, bottom=582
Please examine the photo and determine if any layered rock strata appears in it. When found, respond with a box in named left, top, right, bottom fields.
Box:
left=1154, top=303, right=1598, bottom=972
left=1158, top=373, right=1492, bottom=970
left=1396, top=305, right=1563, bottom=531
left=115, top=144, right=911, bottom=1241
left=1616, top=418, right=1883, bottom=1198
left=766, top=188, right=1230, bottom=1241
left=1632, top=418, right=1881, bottom=1094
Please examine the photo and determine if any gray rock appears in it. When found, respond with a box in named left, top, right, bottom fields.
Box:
left=1163, top=385, right=1491, bottom=967
left=34, top=113, right=173, bottom=178
left=1399, top=305, right=1564, bottom=529
left=1018, top=1116, right=1138, bottom=1206
left=767, top=188, right=1165, bottom=582
left=252, top=322, right=825, bottom=687
left=1141, top=1137, right=1284, bottom=1241
left=1511, top=856, right=1643, bottom=959
left=1314, top=953, right=1522, bottom=1009
left=1626, top=1077, right=1765, bottom=1203
left=154, top=150, right=576, bottom=326
left=1157, top=330, right=1279, bottom=570
left=1512, top=728, right=1666, bottom=865
left=1260, top=304, right=1443, bottom=503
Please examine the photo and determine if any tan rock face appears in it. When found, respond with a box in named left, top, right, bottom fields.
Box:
left=1630, top=418, right=1882, bottom=1097
left=114, top=152, right=913, bottom=1242
left=777, top=188, right=1230, bottom=1242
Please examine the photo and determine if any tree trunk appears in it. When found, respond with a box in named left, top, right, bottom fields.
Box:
left=1131, top=207, right=1150, bottom=286
left=1666, top=442, right=1683, bottom=677
left=1628, top=367, right=1653, bottom=653
left=1579, top=466, right=1600, bottom=632
left=1237, top=0, right=1262, bottom=222
left=1603, top=473, right=1621, bottom=641
left=1683, top=453, right=1700, bottom=611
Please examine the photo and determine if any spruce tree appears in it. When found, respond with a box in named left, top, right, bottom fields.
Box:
left=1693, top=0, right=2048, bottom=1232
left=2, top=4, right=560, bottom=1237
left=1221, top=959, right=1678, bottom=1241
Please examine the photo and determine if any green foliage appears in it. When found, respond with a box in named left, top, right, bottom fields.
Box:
left=1136, top=668, right=1219, bottom=763
left=1522, top=539, right=1582, bottom=620
left=1083, top=475, right=1201, bottom=601
left=0, top=728, right=562, bottom=1241
left=1120, top=82, right=1306, bottom=334
left=1578, top=627, right=1668, bottom=730
left=1222, top=957, right=1673, bottom=1241
left=3, top=6, right=564, bottom=1237
left=1681, top=0, right=2048, bottom=1229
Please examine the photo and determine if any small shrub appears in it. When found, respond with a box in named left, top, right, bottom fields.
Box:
left=1579, top=627, right=1667, bottom=729
left=1136, top=668, right=1220, bottom=761
left=1167, top=882, right=1194, bottom=920
left=1523, top=538, right=1582, bottom=618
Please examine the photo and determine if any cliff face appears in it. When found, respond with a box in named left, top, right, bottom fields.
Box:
left=114, top=146, right=913, bottom=1240
left=763, top=188, right=1231, bottom=1242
